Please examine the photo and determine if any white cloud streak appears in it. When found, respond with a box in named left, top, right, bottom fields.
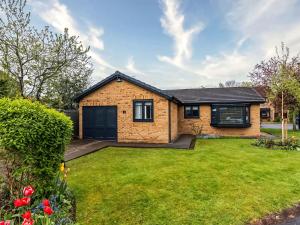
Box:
left=125, top=57, right=144, bottom=75
left=158, top=0, right=204, bottom=68
left=28, top=0, right=115, bottom=71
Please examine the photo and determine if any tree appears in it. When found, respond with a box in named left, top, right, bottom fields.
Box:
left=0, top=0, right=92, bottom=107
left=250, top=43, right=300, bottom=135
left=43, top=59, right=92, bottom=109
left=219, top=80, right=239, bottom=88
left=218, top=80, right=253, bottom=88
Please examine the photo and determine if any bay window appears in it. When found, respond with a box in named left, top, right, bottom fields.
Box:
left=211, top=104, right=250, bottom=127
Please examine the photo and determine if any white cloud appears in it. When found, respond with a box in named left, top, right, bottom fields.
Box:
left=195, top=51, right=254, bottom=81
left=224, top=0, right=300, bottom=56
left=158, top=0, right=204, bottom=68
left=192, top=0, right=300, bottom=83
left=28, top=0, right=115, bottom=72
left=125, top=57, right=144, bottom=75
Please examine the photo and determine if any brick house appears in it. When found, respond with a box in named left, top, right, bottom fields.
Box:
left=75, top=71, right=265, bottom=144
left=254, top=86, right=276, bottom=122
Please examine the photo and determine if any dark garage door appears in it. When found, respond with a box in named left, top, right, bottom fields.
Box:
left=83, top=106, right=117, bottom=140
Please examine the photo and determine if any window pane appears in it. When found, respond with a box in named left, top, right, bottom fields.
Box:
left=144, top=102, right=152, bottom=119
left=185, top=106, right=192, bottom=117
left=260, top=108, right=270, bottom=118
left=219, top=107, right=244, bottom=124
left=135, top=102, right=143, bottom=119
left=245, top=106, right=249, bottom=123
left=192, top=106, right=199, bottom=117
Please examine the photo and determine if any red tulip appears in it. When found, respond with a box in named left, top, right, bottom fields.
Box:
left=14, top=199, right=24, bottom=207
left=23, top=186, right=34, bottom=197
left=21, top=218, right=34, bottom=225
left=14, top=198, right=31, bottom=207
left=21, top=197, right=31, bottom=206
left=0, top=221, right=11, bottom=225
left=22, top=211, right=31, bottom=219
left=42, top=199, right=50, bottom=207
left=43, top=206, right=54, bottom=215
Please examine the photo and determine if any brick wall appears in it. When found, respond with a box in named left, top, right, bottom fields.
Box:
left=79, top=79, right=170, bottom=143
left=178, top=104, right=261, bottom=137
left=170, top=102, right=179, bottom=141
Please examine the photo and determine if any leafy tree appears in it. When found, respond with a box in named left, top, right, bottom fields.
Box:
left=44, top=60, right=92, bottom=109
left=250, top=43, right=300, bottom=134
left=0, top=0, right=92, bottom=107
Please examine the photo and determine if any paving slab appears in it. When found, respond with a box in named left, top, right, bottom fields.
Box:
left=64, top=134, right=195, bottom=161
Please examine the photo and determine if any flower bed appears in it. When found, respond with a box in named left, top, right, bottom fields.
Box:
left=253, top=136, right=300, bottom=150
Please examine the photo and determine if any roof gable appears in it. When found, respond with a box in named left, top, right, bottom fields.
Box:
left=74, top=71, right=174, bottom=102
left=75, top=71, right=265, bottom=104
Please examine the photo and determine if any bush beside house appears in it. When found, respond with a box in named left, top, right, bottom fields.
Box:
left=0, top=98, right=75, bottom=224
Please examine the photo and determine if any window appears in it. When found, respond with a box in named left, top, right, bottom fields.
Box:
left=211, top=104, right=250, bottom=127
left=133, top=100, right=153, bottom=122
left=260, top=108, right=270, bottom=118
left=184, top=105, right=199, bottom=118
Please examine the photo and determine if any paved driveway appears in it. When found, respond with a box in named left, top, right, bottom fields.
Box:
left=261, top=123, right=297, bottom=130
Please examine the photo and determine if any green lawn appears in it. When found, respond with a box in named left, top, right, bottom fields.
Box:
left=67, top=139, right=300, bottom=225
left=261, top=128, right=300, bottom=138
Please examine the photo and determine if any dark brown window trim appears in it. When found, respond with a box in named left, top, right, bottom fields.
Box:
left=184, top=105, right=200, bottom=119
left=133, top=99, right=154, bottom=122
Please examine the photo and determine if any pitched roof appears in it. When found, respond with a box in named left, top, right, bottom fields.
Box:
left=74, top=71, right=265, bottom=104
left=74, top=71, right=174, bottom=102
left=253, top=86, right=268, bottom=98
left=163, top=87, right=265, bottom=104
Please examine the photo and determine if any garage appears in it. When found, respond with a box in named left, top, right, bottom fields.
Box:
left=82, top=106, right=117, bottom=140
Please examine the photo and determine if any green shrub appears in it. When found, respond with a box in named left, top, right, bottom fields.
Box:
left=253, top=137, right=300, bottom=150
left=0, top=98, right=72, bottom=196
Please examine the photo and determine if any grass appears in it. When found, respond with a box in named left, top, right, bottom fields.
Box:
left=261, top=128, right=300, bottom=138
left=67, top=139, right=300, bottom=225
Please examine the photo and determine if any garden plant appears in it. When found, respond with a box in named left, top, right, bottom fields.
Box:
left=0, top=98, right=75, bottom=224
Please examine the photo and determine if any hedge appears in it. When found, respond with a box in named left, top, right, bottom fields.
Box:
left=0, top=98, right=73, bottom=195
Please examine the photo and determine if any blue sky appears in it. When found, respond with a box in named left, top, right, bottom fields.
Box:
left=28, top=0, right=300, bottom=89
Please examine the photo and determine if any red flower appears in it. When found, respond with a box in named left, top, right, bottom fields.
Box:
left=21, top=218, right=34, bottom=225
left=23, top=186, right=34, bottom=197
left=21, top=197, right=31, bottom=206
left=43, top=206, right=54, bottom=215
left=22, top=211, right=31, bottom=220
left=0, top=221, right=11, bottom=225
left=14, top=198, right=31, bottom=207
left=42, top=199, right=50, bottom=207
left=14, top=199, right=24, bottom=207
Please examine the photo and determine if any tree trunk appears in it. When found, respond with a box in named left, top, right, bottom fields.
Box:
left=292, top=110, right=297, bottom=131
left=281, top=91, right=285, bottom=142
left=298, top=111, right=300, bottom=130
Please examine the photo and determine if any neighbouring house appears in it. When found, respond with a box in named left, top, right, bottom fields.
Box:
left=254, top=86, right=276, bottom=122
left=254, top=86, right=288, bottom=122
left=74, top=71, right=265, bottom=144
